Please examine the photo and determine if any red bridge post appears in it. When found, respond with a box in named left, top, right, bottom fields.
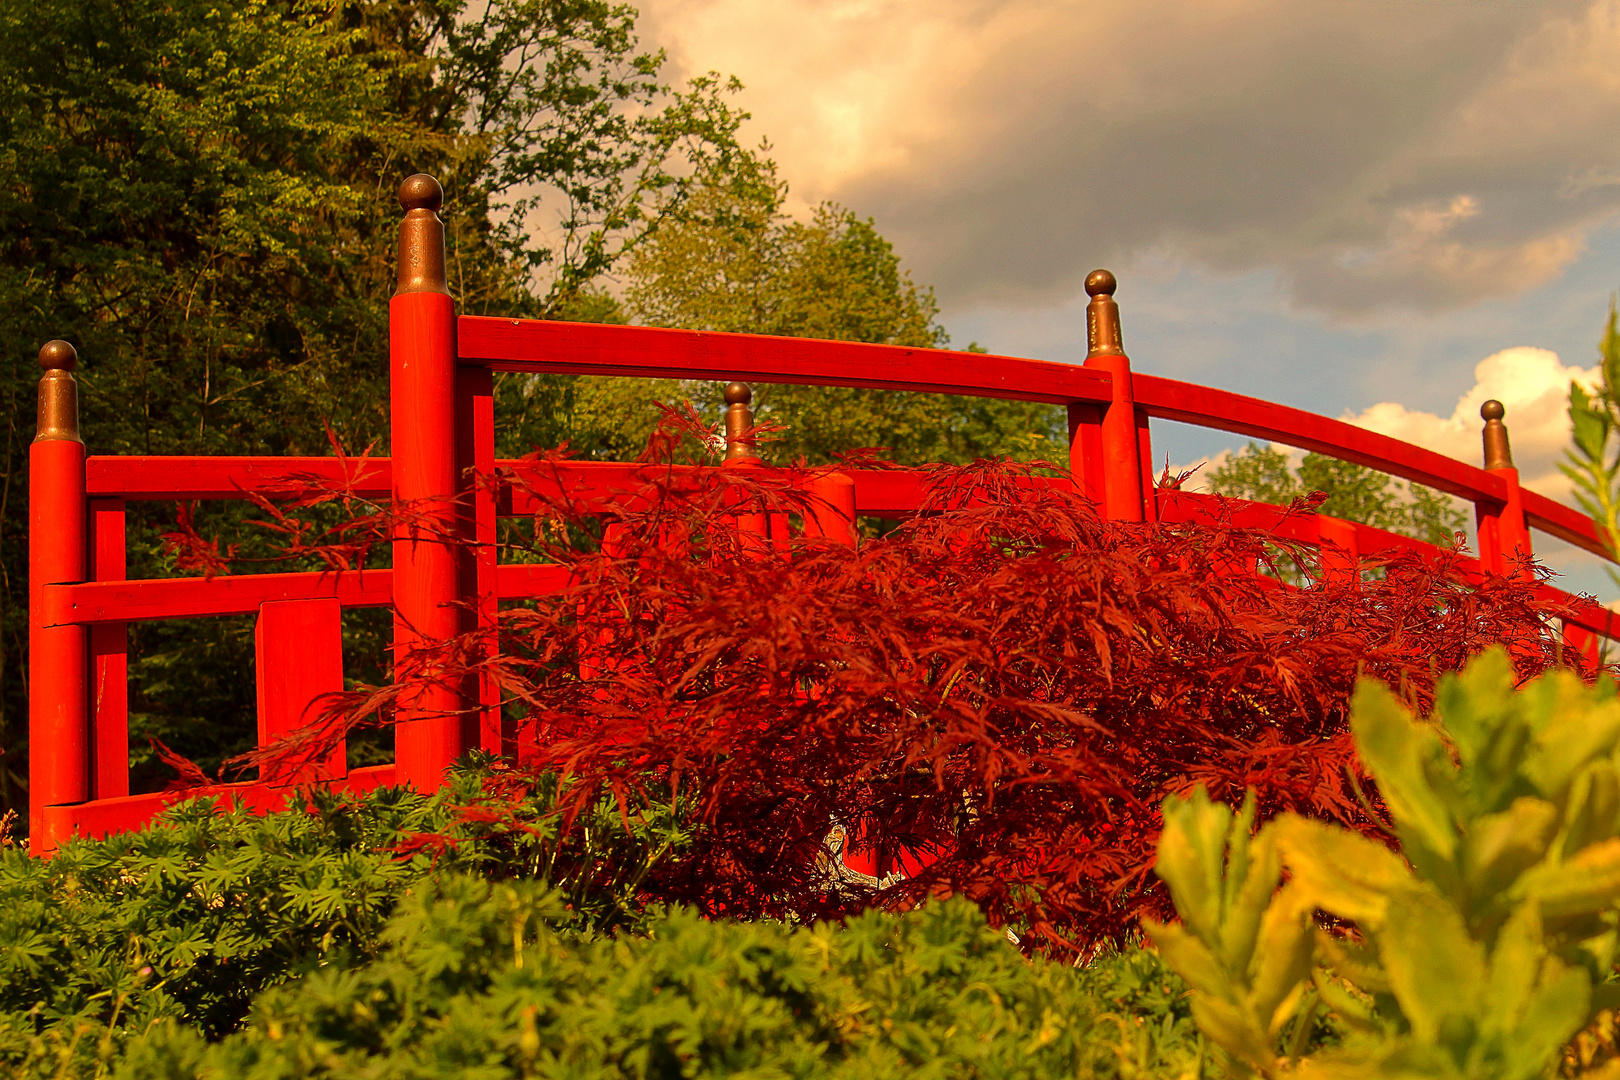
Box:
left=391, top=174, right=465, bottom=790
left=1476, top=400, right=1532, bottom=581
left=29, top=340, right=89, bottom=853
left=1072, top=270, right=1151, bottom=522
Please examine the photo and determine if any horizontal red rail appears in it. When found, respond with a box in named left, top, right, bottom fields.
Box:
left=85, top=456, right=946, bottom=520
left=41, top=564, right=570, bottom=625
left=86, top=456, right=392, bottom=499
left=457, top=317, right=1116, bottom=404
left=1132, top=375, right=1511, bottom=505
left=451, top=319, right=1616, bottom=564
left=40, top=764, right=399, bottom=842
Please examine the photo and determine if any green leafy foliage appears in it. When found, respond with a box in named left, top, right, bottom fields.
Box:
left=0, top=761, right=690, bottom=1067
left=1150, top=648, right=1620, bottom=1079
left=0, top=0, right=753, bottom=821
left=100, top=886, right=1201, bottom=1080
left=1564, top=303, right=1620, bottom=583
left=602, top=155, right=1066, bottom=467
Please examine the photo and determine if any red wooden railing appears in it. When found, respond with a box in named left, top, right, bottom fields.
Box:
left=26, top=176, right=1619, bottom=853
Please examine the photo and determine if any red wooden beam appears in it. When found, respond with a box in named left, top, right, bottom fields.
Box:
left=41, top=564, right=572, bottom=626
left=40, top=764, right=398, bottom=842
left=86, top=456, right=391, bottom=500
left=1133, top=374, right=1512, bottom=506
left=456, top=317, right=1116, bottom=404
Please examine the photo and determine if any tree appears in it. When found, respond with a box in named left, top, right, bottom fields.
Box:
left=573, top=156, right=1069, bottom=467
left=1206, top=443, right=1466, bottom=547
left=0, top=0, right=750, bottom=815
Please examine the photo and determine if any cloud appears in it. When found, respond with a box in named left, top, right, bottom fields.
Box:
left=1344, top=346, right=1597, bottom=501
left=640, top=0, right=1620, bottom=317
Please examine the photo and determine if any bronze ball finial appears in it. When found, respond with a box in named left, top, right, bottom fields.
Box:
left=398, top=173, right=444, bottom=213
left=723, top=380, right=758, bottom=461
left=35, top=339, right=81, bottom=443
left=1084, top=269, right=1123, bottom=358
left=1481, top=399, right=1513, bottom=470
left=39, top=339, right=77, bottom=372
left=395, top=173, right=449, bottom=296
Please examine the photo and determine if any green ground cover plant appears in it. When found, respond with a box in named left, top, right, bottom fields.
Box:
left=0, top=767, right=1222, bottom=1080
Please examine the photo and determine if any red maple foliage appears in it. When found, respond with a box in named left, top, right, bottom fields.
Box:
left=179, top=414, right=1588, bottom=952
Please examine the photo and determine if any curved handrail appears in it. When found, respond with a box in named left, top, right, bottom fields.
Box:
left=458, top=316, right=1616, bottom=566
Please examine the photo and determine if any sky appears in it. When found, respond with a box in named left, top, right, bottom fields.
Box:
left=636, top=0, right=1620, bottom=596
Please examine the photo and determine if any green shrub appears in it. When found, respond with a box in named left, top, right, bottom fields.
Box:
left=1149, top=647, right=1620, bottom=1078
left=0, top=762, right=690, bottom=1068
left=114, top=879, right=1200, bottom=1080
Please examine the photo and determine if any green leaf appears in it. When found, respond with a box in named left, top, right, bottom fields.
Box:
left=1155, top=787, right=1240, bottom=948
left=1248, top=883, right=1314, bottom=1039
left=1480, top=901, right=1543, bottom=1038
left=1272, top=814, right=1410, bottom=928
left=1461, top=797, right=1558, bottom=903
left=1522, top=672, right=1620, bottom=802
left=1572, top=385, right=1612, bottom=462
left=1500, top=960, right=1590, bottom=1080
left=1512, top=836, right=1620, bottom=918
left=1142, top=919, right=1230, bottom=1002
left=1560, top=762, right=1620, bottom=861
left=1351, top=680, right=1458, bottom=872
left=1376, top=886, right=1483, bottom=1045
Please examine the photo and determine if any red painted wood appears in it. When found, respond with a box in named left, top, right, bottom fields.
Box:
left=392, top=289, right=464, bottom=790
left=1520, top=489, right=1610, bottom=560
left=1489, top=465, right=1534, bottom=581
left=1132, top=373, right=1514, bottom=506
left=43, top=564, right=571, bottom=626
left=1083, top=353, right=1143, bottom=522
left=1156, top=490, right=1486, bottom=579
left=1067, top=404, right=1105, bottom=506
left=255, top=599, right=346, bottom=781
left=41, top=764, right=398, bottom=842
left=44, top=570, right=395, bottom=624
left=456, top=366, right=500, bottom=753
left=1136, top=408, right=1158, bottom=523
left=86, top=456, right=390, bottom=499
left=89, top=499, right=128, bottom=800
left=803, top=473, right=857, bottom=545
left=457, top=316, right=1116, bottom=404
left=30, top=437, right=88, bottom=853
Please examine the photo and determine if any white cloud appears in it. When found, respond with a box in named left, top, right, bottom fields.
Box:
left=1344, top=346, right=1598, bottom=501
left=640, top=0, right=1620, bottom=317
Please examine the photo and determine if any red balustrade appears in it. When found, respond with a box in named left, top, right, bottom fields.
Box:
left=25, top=174, right=1615, bottom=853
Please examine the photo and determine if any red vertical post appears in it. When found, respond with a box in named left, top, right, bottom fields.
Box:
left=803, top=472, right=857, bottom=546
left=89, top=498, right=127, bottom=799
left=1067, top=403, right=1105, bottom=506
left=391, top=174, right=463, bottom=790
left=29, top=340, right=88, bottom=853
left=1479, top=400, right=1533, bottom=581
left=255, top=598, right=346, bottom=782
left=455, top=365, right=500, bottom=754
left=1135, top=408, right=1158, bottom=522
left=1079, top=270, right=1143, bottom=522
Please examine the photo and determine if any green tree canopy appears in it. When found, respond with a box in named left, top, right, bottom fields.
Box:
left=0, top=0, right=750, bottom=816
left=510, top=156, right=1065, bottom=466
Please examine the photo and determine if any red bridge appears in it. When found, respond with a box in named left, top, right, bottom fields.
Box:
left=26, top=174, right=1618, bottom=853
